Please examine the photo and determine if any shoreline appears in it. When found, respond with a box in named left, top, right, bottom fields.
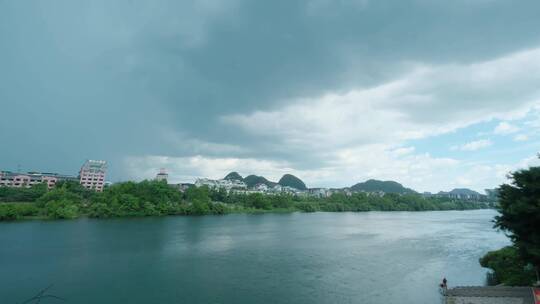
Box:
left=0, top=205, right=494, bottom=222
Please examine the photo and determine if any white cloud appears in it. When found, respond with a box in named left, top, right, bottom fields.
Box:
left=123, top=147, right=463, bottom=192
left=224, top=47, right=540, bottom=153
left=125, top=149, right=539, bottom=193
left=513, top=134, right=529, bottom=142
left=126, top=47, right=540, bottom=192
left=123, top=155, right=297, bottom=184
left=494, top=121, right=520, bottom=135
left=215, top=47, right=540, bottom=191
left=452, top=139, right=493, bottom=151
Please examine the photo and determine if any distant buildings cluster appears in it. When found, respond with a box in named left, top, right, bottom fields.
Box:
left=193, top=177, right=311, bottom=196
left=187, top=176, right=357, bottom=198
left=194, top=178, right=247, bottom=191
left=0, top=161, right=498, bottom=202
left=0, top=160, right=108, bottom=192
left=421, top=188, right=496, bottom=201
left=177, top=174, right=496, bottom=201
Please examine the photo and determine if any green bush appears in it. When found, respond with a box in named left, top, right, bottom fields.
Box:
left=479, top=246, right=537, bottom=286
left=190, top=199, right=210, bottom=215
left=45, top=199, right=79, bottom=219
left=295, top=202, right=318, bottom=212
left=0, top=203, right=39, bottom=220
left=0, top=183, right=47, bottom=202
left=37, top=186, right=82, bottom=208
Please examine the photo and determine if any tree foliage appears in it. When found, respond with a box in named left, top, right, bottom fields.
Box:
left=0, top=183, right=47, bottom=202
left=480, top=246, right=537, bottom=286
left=0, top=203, right=39, bottom=220
left=1, top=178, right=491, bottom=221
left=494, top=159, right=540, bottom=267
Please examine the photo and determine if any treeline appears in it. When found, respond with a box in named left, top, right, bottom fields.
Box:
left=212, top=189, right=491, bottom=212
left=1, top=180, right=491, bottom=221
left=295, top=192, right=490, bottom=212
left=0, top=183, right=48, bottom=203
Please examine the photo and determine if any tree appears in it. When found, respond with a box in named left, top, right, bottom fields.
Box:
left=36, top=186, right=82, bottom=208
left=54, top=180, right=94, bottom=200
left=0, top=182, right=47, bottom=202
left=494, top=158, right=540, bottom=269
left=45, top=199, right=79, bottom=219
left=245, top=193, right=271, bottom=210
left=185, top=186, right=211, bottom=204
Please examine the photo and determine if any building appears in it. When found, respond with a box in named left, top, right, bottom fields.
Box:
left=0, top=171, right=77, bottom=189
left=272, top=184, right=283, bottom=192
left=444, top=286, right=538, bottom=304
left=308, top=188, right=330, bottom=198
left=173, top=183, right=194, bottom=192
left=79, top=160, right=107, bottom=192
left=436, top=188, right=487, bottom=201
left=156, top=168, right=168, bottom=182
left=195, top=178, right=247, bottom=191
left=281, top=186, right=301, bottom=194
left=254, top=183, right=269, bottom=192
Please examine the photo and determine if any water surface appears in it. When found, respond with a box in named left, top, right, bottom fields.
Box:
left=0, top=210, right=509, bottom=304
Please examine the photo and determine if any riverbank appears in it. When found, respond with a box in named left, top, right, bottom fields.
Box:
left=1, top=200, right=492, bottom=222
left=1, top=180, right=494, bottom=221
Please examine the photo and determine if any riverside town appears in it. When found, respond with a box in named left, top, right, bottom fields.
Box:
left=2, top=1, right=540, bottom=303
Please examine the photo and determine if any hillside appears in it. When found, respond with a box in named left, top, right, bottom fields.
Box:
left=350, top=179, right=416, bottom=194
left=223, top=172, right=243, bottom=181
left=448, top=188, right=481, bottom=195
left=278, top=174, right=307, bottom=190
left=243, top=175, right=276, bottom=188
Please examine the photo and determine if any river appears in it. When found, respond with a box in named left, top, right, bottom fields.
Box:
left=0, top=210, right=509, bottom=304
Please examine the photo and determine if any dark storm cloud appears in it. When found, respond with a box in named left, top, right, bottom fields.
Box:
left=1, top=0, right=540, bottom=180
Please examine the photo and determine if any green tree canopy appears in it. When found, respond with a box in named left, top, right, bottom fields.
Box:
left=494, top=156, right=540, bottom=268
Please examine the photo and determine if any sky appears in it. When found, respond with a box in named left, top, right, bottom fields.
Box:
left=1, top=0, right=540, bottom=193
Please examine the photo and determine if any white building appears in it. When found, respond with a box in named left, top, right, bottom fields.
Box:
left=156, top=168, right=168, bottom=182
left=308, top=188, right=330, bottom=198
left=272, top=184, right=283, bottom=192
left=254, top=183, right=269, bottom=192
left=195, top=178, right=247, bottom=191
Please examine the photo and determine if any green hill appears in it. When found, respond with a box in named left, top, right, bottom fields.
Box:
left=223, top=172, right=243, bottom=181
left=278, top=174, right=307, bottom=190
left=244, top=175, right=276, bottom=188
left=350, top=179, right=416, bottom=194
left=448, top=188, right=481, bottom=196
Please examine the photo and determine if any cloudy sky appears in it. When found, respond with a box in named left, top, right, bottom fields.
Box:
left=1, top=0, right=540, bottom=193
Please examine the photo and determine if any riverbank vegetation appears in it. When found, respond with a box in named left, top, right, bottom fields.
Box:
left=479, top=157, right=540, bottom=286
left=0, top=180, right=492, bottom=221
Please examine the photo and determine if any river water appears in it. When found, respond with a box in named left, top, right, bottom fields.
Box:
left=0, top=210, right=509, bottom=304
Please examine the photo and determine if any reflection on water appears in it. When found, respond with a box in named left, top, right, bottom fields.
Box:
left=0, top=210, right=509, bottom=304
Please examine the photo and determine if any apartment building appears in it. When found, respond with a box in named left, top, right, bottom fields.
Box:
left=79, top=160, right=107, bottom=192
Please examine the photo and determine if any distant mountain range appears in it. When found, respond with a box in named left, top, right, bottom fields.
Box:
left=223, top=172, right=306, bottom=190
left=244, top=175, right=276, bottom=188
left=278, top=174, right=307, bottom=190
left=223, top=172, right=243, bottom=181
left=350, top=179, right=416, bottom=194
left=222, top=172, right=486, bottom=195
left=439, top=188, right=482, bottom=196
